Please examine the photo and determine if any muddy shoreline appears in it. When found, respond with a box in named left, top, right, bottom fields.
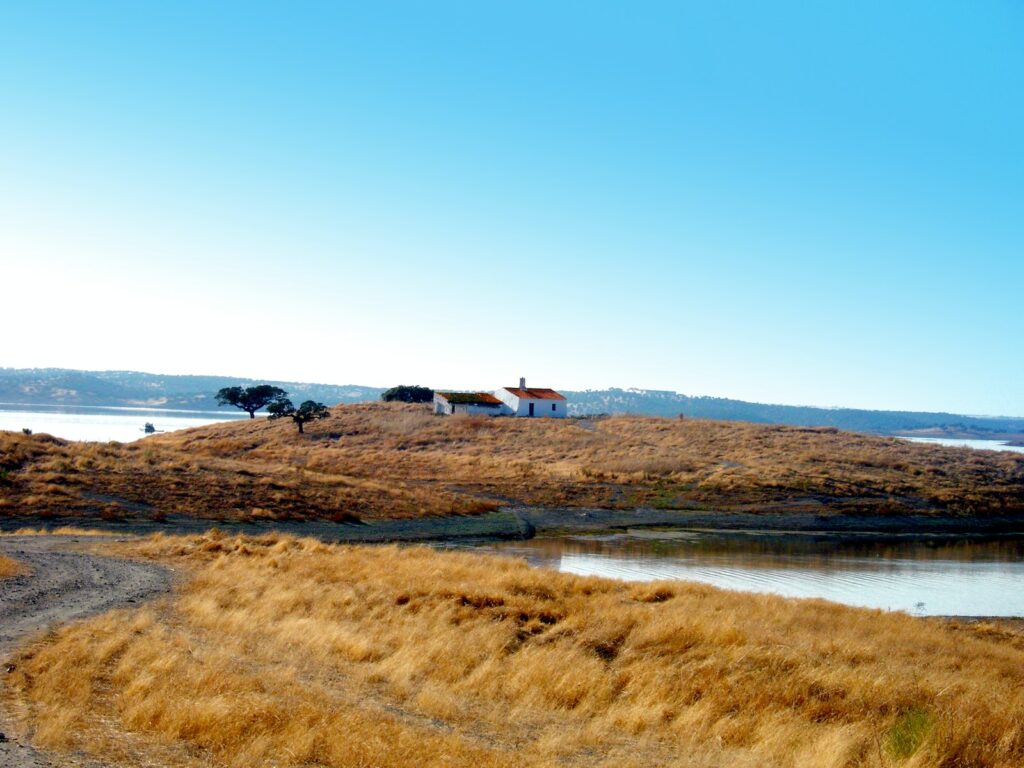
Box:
left=3, top=507, right=1024, bottom=544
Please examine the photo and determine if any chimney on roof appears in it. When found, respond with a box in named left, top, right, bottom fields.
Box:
left=519, top=377, right=526, bottom=390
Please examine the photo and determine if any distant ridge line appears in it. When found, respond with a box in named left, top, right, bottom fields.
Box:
left=1, top=368, right=1022, bottom=437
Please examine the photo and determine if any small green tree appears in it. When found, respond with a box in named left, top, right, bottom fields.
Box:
left=267, top=399, right=331, bottom=434
left=215, top=385, right=288, bottom=419
left=381, top=385, right=434, bottom=403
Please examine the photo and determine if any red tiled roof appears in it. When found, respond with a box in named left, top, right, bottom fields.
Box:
left=435, top=391, right=503, bottom=405
left=500, top=387, right=566, bottom=401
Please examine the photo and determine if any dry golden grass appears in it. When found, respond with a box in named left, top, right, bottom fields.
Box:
left=6, top=531, right=1024, bottom=767
left=2, top=402, right=1023, bottom=523
left=0, top=552, right=24, bottom=577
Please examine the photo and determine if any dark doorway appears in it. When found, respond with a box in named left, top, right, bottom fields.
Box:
left=528, top=402, right=535, bottom=417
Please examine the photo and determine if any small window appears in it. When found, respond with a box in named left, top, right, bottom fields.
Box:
left=551, top=403, right=556, bottom=411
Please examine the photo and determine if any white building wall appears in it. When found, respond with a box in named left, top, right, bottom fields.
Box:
left=493, top=389, right=567, bottom=418
left=494, top=389, right=520, bottom=415
left=517, top=398, right=565, bottom=418
left=535, top=399, right=567, bottom=418
left=453, top=403, right=503, bottom=416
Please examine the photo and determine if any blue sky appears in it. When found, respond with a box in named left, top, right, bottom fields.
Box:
left=2, top=2, right=1022, bottom=415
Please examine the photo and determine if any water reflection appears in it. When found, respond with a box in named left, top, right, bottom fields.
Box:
left=485, top=533, right=1024, bottom=617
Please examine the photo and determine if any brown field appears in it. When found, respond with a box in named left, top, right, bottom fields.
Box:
left=6, top=531, right=1024, bottom=768
left=0, top=552, right=23, bottom=577
left=1, top=403, right=1022, bottom=524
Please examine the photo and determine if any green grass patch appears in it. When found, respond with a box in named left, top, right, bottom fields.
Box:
left=884, top=707, right=933, bottom=760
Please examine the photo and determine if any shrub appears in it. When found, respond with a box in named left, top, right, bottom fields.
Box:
left=381, top=385, right=434, bottom=403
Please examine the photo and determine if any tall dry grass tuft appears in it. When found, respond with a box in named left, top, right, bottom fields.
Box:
left=7, top=532, right=1024, bottom=767
left=0, top=552, right=24, bottom=577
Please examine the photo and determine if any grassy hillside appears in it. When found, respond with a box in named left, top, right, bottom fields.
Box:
left=1, top=403, right=1022, bottom=524
left=6, top=531, right=1024, bottom=767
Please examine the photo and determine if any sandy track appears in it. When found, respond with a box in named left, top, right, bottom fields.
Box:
left=0, top=536, right=171, bottom=768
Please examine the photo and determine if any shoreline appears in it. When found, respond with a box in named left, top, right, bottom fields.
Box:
left=3, top=506, right=1024, bottom=544
left=3, top=514, right=1021, bottom=620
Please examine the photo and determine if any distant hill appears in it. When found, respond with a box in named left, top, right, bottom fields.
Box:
left=0, top=368, right=383, bottom=411
left=563, top=388, right=1024, bottom=437
left=2, top=369, right=1022, bottom=437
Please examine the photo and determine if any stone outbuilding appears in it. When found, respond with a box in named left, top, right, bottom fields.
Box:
left=433, top=391, right=505, bottom=416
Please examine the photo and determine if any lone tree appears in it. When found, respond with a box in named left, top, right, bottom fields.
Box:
left=267, top=398, right=331, bottom=434
left=215, top=385, right=288, bottom=419
left=381, top=385, right=434, bottom=403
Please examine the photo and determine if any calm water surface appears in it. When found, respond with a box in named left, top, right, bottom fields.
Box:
left=485, top=533, right=1024, bottom=617
left=898, top=436, right=1024, bottom=454
left=0, top=404, right=247, bottom=442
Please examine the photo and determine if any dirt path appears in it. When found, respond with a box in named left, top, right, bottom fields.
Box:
left=0, top=536, right=172, bottom=768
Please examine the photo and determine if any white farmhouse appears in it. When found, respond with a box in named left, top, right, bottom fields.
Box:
left=433, top=391, right=504, bottom=416
left=494, top=378, right=567, bottom=418
left=432, top=378, right=568, bottom=418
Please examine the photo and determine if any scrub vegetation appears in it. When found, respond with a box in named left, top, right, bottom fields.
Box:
left=6, top=531, right=1024, bottom=768
left=1, top=402, right=1022, bottom=524
left=0, top=552, right=24, bottom=577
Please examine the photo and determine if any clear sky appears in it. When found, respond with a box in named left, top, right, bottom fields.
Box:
left=2, top=2, right=1022, bottom=415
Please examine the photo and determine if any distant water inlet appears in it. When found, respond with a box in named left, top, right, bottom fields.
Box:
left=484, top=533, right=1024, bottom=617
left=0, top=404, right=248, bottom=442
left=898, top=435, right=1024, bottom=454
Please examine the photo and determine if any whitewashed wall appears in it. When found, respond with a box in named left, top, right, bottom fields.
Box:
left=494, top=389, right=520, bottom=414
left=526, top=398, right=566, bottom=418
left=493, top=389, right=567, bottom=418
left=453, top=403, right=503, bottom=416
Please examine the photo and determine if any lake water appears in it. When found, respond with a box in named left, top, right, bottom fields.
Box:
left=485, top=533, right=1024, bottom=617
left=898, top=436, right=1024, bottom=454
left=0, top=404, right=248, bottom=442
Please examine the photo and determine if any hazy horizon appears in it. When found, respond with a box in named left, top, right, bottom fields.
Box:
left=3, top=365, right=1024, bottom=419
left=4, top=3, right=1022, bottom=416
